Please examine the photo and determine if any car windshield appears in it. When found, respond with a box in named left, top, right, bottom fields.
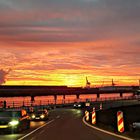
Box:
left=36, top=111, right=45, bottom=114
left=75, top=103, right=80, bottom=105
left=0, top=111, right=21, bottom=117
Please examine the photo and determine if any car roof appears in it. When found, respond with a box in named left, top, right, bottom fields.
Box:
left=0, top=110, right=21, bottom=112
left=0, top=109, right=27, bottom=113
left=36, top=110, right=45, bottom=112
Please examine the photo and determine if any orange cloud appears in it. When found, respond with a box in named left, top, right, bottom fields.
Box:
left=0, top=0, right=139, bottom=86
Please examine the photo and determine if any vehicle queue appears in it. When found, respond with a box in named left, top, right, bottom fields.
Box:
left=0, top=107, right=49, bottom=133
left=0, top=102, right=84, bottom=134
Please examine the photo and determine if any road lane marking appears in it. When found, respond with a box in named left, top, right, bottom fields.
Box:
left=56, top=115, right=60, bottom=119
left=82, top=117, right=134, bottom=140
left=39, top=130, right=45, bottom=134
left=30, top=137, right=36, bottom=140
left=18, top=119, right=54, bottom=140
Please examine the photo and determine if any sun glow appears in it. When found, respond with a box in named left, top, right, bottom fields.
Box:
left=0, top=0, right=139, bottom=87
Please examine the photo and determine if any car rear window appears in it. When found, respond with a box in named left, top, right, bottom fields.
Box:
left=36, top=111, right=45, bottom=114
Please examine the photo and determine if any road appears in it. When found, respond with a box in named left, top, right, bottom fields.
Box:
left=0, top=108, right=123, bottom=140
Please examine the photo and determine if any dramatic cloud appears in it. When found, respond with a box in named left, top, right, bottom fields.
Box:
left=0, top=0, right=139, bottom=86
left=0, top=69, right=11, bottom=85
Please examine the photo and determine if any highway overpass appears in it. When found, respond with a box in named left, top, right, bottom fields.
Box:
left=0, top=85, right=139, bottom=101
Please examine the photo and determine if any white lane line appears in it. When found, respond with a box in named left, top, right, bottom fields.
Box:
left=30, top=137, right=36, bottom=140
left=18, top=119, right=54, bottom=140
left=56, top=115, right=60, bottom=119
left=39, top=130, right=45, bottom=135
left=82, top=117, right=134, bottom=140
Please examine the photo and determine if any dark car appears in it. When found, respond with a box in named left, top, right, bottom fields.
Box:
left=73, top=102, right=84, bottom=109
left=30, top=109, right=49, bottom=121
left=0, top=109, right=30, bottom=133
left=129, top=122, right=140, bottom=131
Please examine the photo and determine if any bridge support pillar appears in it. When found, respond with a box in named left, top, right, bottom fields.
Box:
left=133, top=91, right=138, bottom=96
left=120, top=92, right=123, bottom=97
left=76, top=94, right=80, bottom=101
left=63, top=95, right=65, bottom=104
left=97, top=93, right=100, bottom=98
left=31, top=96, right=35, bottom=102
left=54, top=95, right=57, bottom=105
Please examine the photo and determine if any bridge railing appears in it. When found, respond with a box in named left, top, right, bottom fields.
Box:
left=0, top=95, right=140, bottom=109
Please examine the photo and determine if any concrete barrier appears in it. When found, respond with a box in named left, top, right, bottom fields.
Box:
left=88, top=104, right=140, bottom=132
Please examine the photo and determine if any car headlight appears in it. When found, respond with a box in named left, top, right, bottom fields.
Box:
left=78, top=104, right=81, bottom=107
left=9, top=120, right=19, bottom=126
left=74, top=104, right=76, bottom=107
left=31, top=114, right=36, bottom=119
left=40, top=114, right=45, bottom=119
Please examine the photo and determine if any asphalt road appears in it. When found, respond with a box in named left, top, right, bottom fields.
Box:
left=0, top=108, right=123, bottom=140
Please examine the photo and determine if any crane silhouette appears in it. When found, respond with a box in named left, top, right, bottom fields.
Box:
left=111, top=79, right=116, bottom=86
left=86, top=77, right=91, bottom=88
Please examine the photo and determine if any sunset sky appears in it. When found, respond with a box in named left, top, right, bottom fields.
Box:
left=0, top=0, right=140, bottom=87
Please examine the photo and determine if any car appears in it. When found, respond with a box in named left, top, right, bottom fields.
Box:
left=0, top=109, right=30, bottom=133
left=130, top=122, right=140, bottom=131
left=30, top=109, right=49, bottom=121
left=46, top=105, right=54, bottom=110
left=73, top=102, right=84, bottom=109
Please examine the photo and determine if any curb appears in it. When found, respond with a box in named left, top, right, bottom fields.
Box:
left=82, top=117, right=134, bottom=140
